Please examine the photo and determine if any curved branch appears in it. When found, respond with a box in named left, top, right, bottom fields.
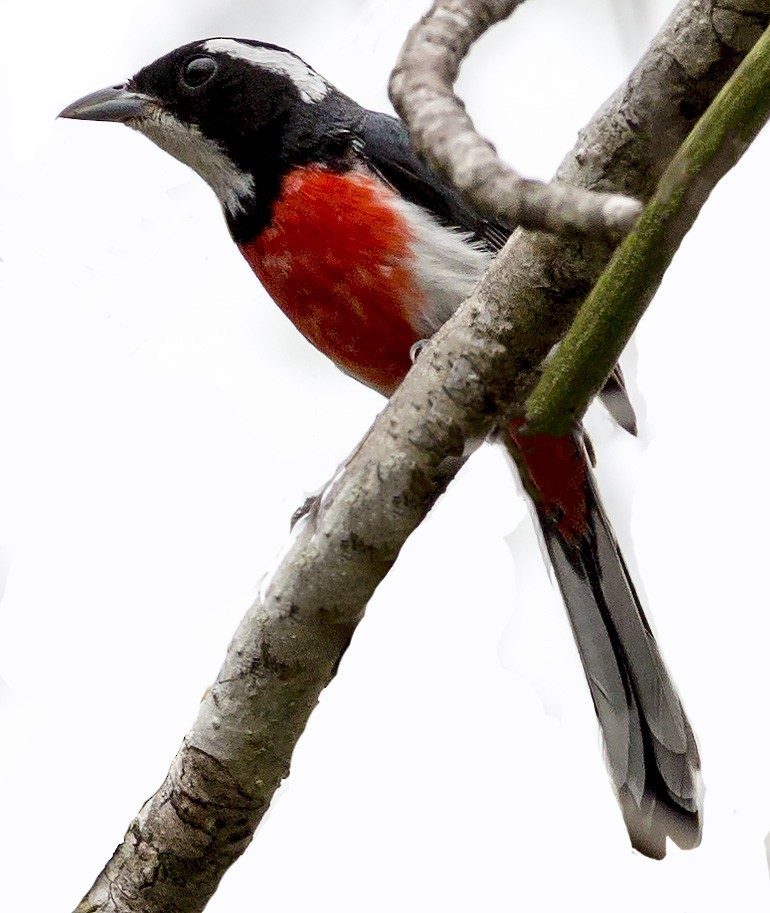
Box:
left=388, top=0, right=643, bottom=241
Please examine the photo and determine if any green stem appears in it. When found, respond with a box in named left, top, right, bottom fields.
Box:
left=524, top=22, right=770, bottom=436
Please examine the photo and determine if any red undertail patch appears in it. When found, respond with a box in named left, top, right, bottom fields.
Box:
left=507, top=421, right=590, bottom=543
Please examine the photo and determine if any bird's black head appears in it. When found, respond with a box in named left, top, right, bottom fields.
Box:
left=60, top=38, right=364, bottom=239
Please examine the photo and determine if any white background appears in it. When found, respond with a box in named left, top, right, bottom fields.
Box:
left=1, top=0, right=769, bottom=909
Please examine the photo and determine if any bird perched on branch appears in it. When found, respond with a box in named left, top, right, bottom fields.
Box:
left=60, top=37, right=702, bottom=858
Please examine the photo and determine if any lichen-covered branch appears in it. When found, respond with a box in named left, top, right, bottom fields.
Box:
left=75, top=3, right=770, bottom=912
left=389, top=0, right=643, bottom=241
left=525, top=18, right=770, bottom=434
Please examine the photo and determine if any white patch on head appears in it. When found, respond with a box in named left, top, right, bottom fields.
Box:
left=130, top=109, right=254, bottom=215
left=390, top=195, right=492, bottom=334
left=203, top=38, right=329, bottom=104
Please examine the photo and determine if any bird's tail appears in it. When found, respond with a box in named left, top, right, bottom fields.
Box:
left=501, top=423, right=702, bottom=859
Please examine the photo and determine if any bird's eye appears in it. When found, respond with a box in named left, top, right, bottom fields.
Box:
left=182, top=57, right=218, bottom=89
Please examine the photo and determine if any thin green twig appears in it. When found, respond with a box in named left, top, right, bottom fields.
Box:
left=524, top=22, right=770, bottom=436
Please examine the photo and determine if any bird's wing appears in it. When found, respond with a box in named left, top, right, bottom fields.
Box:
left=358, top=110, right=512, bottom=253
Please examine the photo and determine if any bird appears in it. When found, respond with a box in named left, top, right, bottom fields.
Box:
left=59, top=37, right=702, bottom=858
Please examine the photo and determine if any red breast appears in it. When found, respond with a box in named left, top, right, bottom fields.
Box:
left=238, top=165, right=430, bottom=397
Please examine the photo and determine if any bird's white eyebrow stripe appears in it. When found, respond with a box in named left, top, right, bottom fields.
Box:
left=202, top=39, right=329, bottom=104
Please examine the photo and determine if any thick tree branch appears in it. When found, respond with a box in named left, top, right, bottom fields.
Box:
left=525, top=18, right=770, bottom=434
left=76, top=3, right=770, bottom=912
left=389, top=0, right=643, bottom=240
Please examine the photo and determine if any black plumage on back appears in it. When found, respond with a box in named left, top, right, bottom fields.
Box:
left=358, top=110, right=513, bottom=252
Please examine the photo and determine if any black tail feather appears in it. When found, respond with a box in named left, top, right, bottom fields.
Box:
left=543, top=476, right=702, bottom=858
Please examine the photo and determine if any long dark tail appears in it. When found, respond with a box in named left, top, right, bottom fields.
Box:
left=501, top=423, right=702, bottom=859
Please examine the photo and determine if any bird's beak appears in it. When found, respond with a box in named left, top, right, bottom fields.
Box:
left=58, top=85, right=155, bottom=123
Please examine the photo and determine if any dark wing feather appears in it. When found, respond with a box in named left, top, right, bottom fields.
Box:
left=357, top=111, right=513, bottom=253
left=599, top=364, right=638, bottom=436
